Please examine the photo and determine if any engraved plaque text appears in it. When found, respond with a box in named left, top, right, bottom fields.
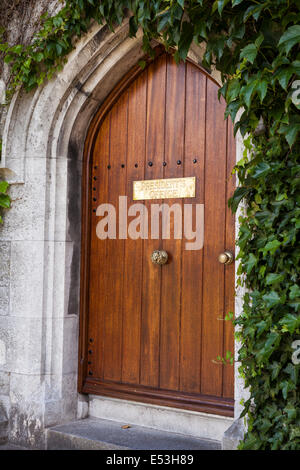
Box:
left=133, top=177, right=196, bottom=201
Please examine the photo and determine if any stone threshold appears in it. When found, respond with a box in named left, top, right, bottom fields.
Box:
left=46, top=417, right=221, bottom=450
left=89, top=395, right=233, bottom=442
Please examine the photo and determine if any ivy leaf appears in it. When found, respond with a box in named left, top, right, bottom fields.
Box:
left=0, top=43, right=8, bottom=52
left=35, top=52, right=44, bottom=62
left=0, top=194, right=10, bottom=209
left=278, top=116, right=300, bottom=147
left=263, top=240, right=281, bottom=255
left=226, top=78, right=240, bottom=102
left=283, top=363, right=298, bottom=385
left=256, top=320, right=268, bottom=337
left=244, top=253, right=257, bottom=274
left=242, top=80, right=258, bottom=108
left=232, top=0, right=244, bottom=6
left=129, top=16, right=138, bottom=36
left=279, top=314, right=300, bottom=334
left=10, top=45, right=23, bottom=54
left=225, top=100, right=241, bottom=121
left=256, top=417, right=272, bottom=433
left=233, top=23, right=246, bottom=40
left=289, top=284, right=300, bottom=300
left=262, top=291, right=281, bottom=307
left=212, top=1, right=219, bottom=14
left=276, top=67, right=294, bottom=90
left=157, top=11, right=171, bottom=32
left=291, top=60, right=300, bottom=75
left=257, top=331, right=281, bottom=361
left=212, top=0, right=230, bottom=15
left=138, top=60, right=146, bottom=70
left=280, top=380, right=293, bottom=400
left=177, top=22, right=194, bottom=60
left=194, top=21, right=207, bottom=40
left=266, top=273, right=284, bottom=285
left=0, top=181, right=9, bottom=194
left=218, top=82, right=227, bottom=99
left=241, top=433, right=261, bottom=450
left=256, top=80, right=268, bottom=103
left=283, top=404, right=297, bottom=421
left=4, top=54, right=14, bottom=64
left=290, top=426, right=300, bottom=440
left=252, top=162, right=271, bottom=179
left=278, top=25, right=300, bottom=54
left=270, top=361, right=281, bottom=380
left=55, top=43, right=63, bottom=56
left=255, top=33, right=264, bottom=49
left=243, top=4, right=264, bottom=21
left=228, top=186, right=250, bottom=212
left=240, top=43, right=257, bottom=64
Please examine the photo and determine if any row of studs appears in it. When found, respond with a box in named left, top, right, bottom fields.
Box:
left=94, top=159, right=198, bottom=170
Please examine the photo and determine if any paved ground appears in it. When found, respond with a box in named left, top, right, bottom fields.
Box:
left=0, top=443, right=28, bottom=450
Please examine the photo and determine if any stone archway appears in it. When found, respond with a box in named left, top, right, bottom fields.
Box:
left=0, top=19, right=245, bottom=448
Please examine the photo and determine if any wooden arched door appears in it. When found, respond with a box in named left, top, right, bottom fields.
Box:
left=79, top=52, right=235, bottom=417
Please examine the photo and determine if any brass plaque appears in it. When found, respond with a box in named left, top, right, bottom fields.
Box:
left=133, top=176, right=196, bottom=201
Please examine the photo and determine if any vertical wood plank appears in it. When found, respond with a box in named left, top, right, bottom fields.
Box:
left=159, top=56, right=185, bottom=391
left=103, top=92, right=128, bottom=382
left=180, top=63, right=206, bottom=394
left=121, top=72, right=147, bottom=384
left=222, top=119, right=235, bottom=398
left=88, top=114, right=110, bottom=380
left=200, top=79, right=227, bottom=396
left=140, top=55, right=166, bottom=387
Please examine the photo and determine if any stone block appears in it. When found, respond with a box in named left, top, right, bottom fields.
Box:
left=0, top=317, right=44, bottom=374
left=0, top=158, right=48, bottom=241
left=0, top=372, right=9, bottom=395
left=0, top=243, right=10, bottom=287
left=9, top=240, right=44, bottom=318
left=0, top=287, right=9, bottom=316
left=222, top=419, right=245, bottom=450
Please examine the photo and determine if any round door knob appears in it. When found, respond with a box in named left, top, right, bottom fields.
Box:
left=218, top=250, right=234, bottom=265
left=151, top=250, right=168, bottom=265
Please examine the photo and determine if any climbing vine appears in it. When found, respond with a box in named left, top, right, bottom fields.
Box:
left=0, top=0, right=299, bottom=450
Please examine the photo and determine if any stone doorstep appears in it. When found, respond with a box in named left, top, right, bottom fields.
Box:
left=46, top=417, right=221, bottom=450
left=88, top=395, right=233, bottom=442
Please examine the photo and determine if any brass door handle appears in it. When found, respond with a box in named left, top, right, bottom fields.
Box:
left=218, top=250, right=234, bottom=265
left=151, top=250, right=168, bottom=265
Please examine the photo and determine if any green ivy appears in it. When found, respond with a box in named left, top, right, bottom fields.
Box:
left=0, top=180, right=10, bottom=223
left=0, top=0, right=299, bottom=450
left=230, top=134, right=300, bottom=450
left=0, top=139, right=10, bottom=223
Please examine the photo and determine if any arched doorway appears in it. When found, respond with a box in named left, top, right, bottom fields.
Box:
left=79, top=51, right=235, bottom=417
